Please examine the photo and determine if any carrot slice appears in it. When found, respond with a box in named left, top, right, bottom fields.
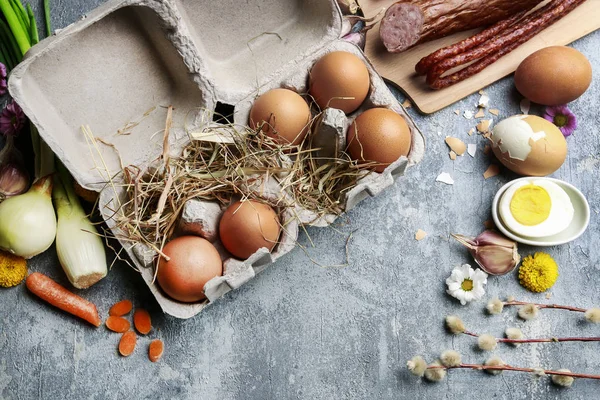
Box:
left=118, top=331, right=137, bottom=356
left=106, top=316, right=131, bottom=333
left=25, top=272, right=101, bottom=327
left=109, top=300, right=133, bottom=317
left=148, top=339, right=164, bottom=362
left=133, top=309, right=152, bottom=335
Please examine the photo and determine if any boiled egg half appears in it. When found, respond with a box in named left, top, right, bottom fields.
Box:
left=499, top=179, right=574, bottom=238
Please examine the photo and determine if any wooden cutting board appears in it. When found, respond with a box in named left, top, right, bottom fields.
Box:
left=361, top=0, right=600, bottom=114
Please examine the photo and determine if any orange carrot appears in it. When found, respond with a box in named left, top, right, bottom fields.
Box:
left=118, top=331, right=137, bottom=356
left=106, top=316, right=131, bottom=333
left=148, top=339, right=164, bottom=362
left=109, top=300, right=133, bottom=317
left=133, top=309, right=152, bottom=335
left=25, top=272, right=101, bottom=327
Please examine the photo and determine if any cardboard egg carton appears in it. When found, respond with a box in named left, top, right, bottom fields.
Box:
left=8, top=0, right=424, bottom=318
left=233, top=41, right=425, bottom=226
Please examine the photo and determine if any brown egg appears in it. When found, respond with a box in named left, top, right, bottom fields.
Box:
left=347, top=108, right=412, bottom=172
left=491, top=115, right=567, bottom=176
left=157, top=236, right=223, bottom=303
left=249, top=88, right=311, bottom=145
left=219, top=200, right=281, bottom=260
left=309, top=51, right=370, bottom=114
left=515, top=46, right=592, bottom=105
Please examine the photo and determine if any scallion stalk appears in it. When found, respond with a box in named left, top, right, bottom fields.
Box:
left=0, top=45, right=7, bottom=66
left=43, top=0, right=51, bottom=37
left=7, top=0, right=30, bottom=45
left=0, top=41, right=15, bottom=70
left=26, top=4, right=39, bottom=44
left=0, top=19, right=22, bottom=64
left=0, top=0, right=30, bottom=55
left=0, top=0, right=31, bottom=56
left=9, top=0, right=29, bottom=33
left=53, top=163, right=107, bottom=289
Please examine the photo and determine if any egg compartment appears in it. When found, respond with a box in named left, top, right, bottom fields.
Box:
left=8, top=0, right=215, bottom=192
left=171, top=0, right=342, bottom=105
left=99, top=172, right=299, bottom=319
left=232, top=40, right=425, bottom=226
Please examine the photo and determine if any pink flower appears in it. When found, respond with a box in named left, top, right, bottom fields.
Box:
left=0, top=101, right=25, bottom=137
left=543, top=105, right=577, bottom=137
left=0, top=62, right=6, bottom=95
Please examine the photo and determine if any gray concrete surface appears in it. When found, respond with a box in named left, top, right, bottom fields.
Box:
left=1, top=2, right=600, bottom=399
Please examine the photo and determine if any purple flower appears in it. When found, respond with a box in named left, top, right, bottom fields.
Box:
left=0, top=101, right=25, bottom=137
left=543, top=105, right=577, bottom=137
left=0, top=62, right=6, bottom=96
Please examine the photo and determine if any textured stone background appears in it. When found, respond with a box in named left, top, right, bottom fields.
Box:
left=1, top=2, right=600, bottom=399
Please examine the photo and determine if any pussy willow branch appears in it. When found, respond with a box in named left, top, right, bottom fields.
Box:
left=504, top=300, right=586, bottom=313
left=462, top=330, right=600, bottom=344
left=429, top=364, right=600, bottom=380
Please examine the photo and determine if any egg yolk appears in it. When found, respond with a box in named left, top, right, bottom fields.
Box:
left=509, top=184, right=552, bottom=226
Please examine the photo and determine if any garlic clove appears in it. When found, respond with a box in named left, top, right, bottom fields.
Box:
left=0, top=136, right=30, bottom=199
left=452, top=230, right=521, bottom=276
left=0, top=162, right=29, bottom=198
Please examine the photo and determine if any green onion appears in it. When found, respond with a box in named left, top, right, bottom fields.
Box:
left=0, top=175, right=57, bottom=259
left=0, top=40, right=15, bottom=70
left=9, top=0, right=29, bottom=32
left=37, top=134, right=54, bottom=177
left=53, top=163, right=107, bottom=289
left=26, top=4, right=39, bottom=44
left=7, top=0, right=30, bottom=45
left=0, top=0, right=30, bottom=56
left=0, top=44, right=7, bottom=66
left=0, top=19, right=22, bottom=64
left=43, top=0, right=51, bottom=37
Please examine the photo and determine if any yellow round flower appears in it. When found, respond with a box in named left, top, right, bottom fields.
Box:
left=0, top=250, right=28, bottom=288
left=518, top=252, right=558, bottom=292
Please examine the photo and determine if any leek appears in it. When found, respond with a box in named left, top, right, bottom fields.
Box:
left=53, top=164, right=107, bottom=289
left=0, top=175, right=56, bottom=259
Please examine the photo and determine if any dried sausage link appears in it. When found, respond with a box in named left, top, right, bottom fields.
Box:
left=379, top=0, right=543, bottom=53
left=415, top=11, right=527, bottom=76
left=427, top=0, right=587, bottom=89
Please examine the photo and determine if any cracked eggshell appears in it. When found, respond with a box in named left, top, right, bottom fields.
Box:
left=491, top=115, right=567, bottom=176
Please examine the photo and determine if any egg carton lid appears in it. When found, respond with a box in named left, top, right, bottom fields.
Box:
left=7, top=0, right=343, bottom=191
left=175, top=0, right=343, bottom=104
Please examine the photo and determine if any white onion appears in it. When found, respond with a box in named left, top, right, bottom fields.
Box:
left=0, top=175, right=57, bottom=259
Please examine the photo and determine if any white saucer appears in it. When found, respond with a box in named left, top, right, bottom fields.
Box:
left=492, top=177, right=590, bottom=247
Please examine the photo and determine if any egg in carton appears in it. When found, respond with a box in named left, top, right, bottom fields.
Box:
left=110, top=172, right=299, bottom=319
left=8, top=0, right=424, bottom=319
left=233, top=41, right=425, bottom=226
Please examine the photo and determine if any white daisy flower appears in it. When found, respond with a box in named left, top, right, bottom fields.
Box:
left=446, top=264, right=488, bottom=305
